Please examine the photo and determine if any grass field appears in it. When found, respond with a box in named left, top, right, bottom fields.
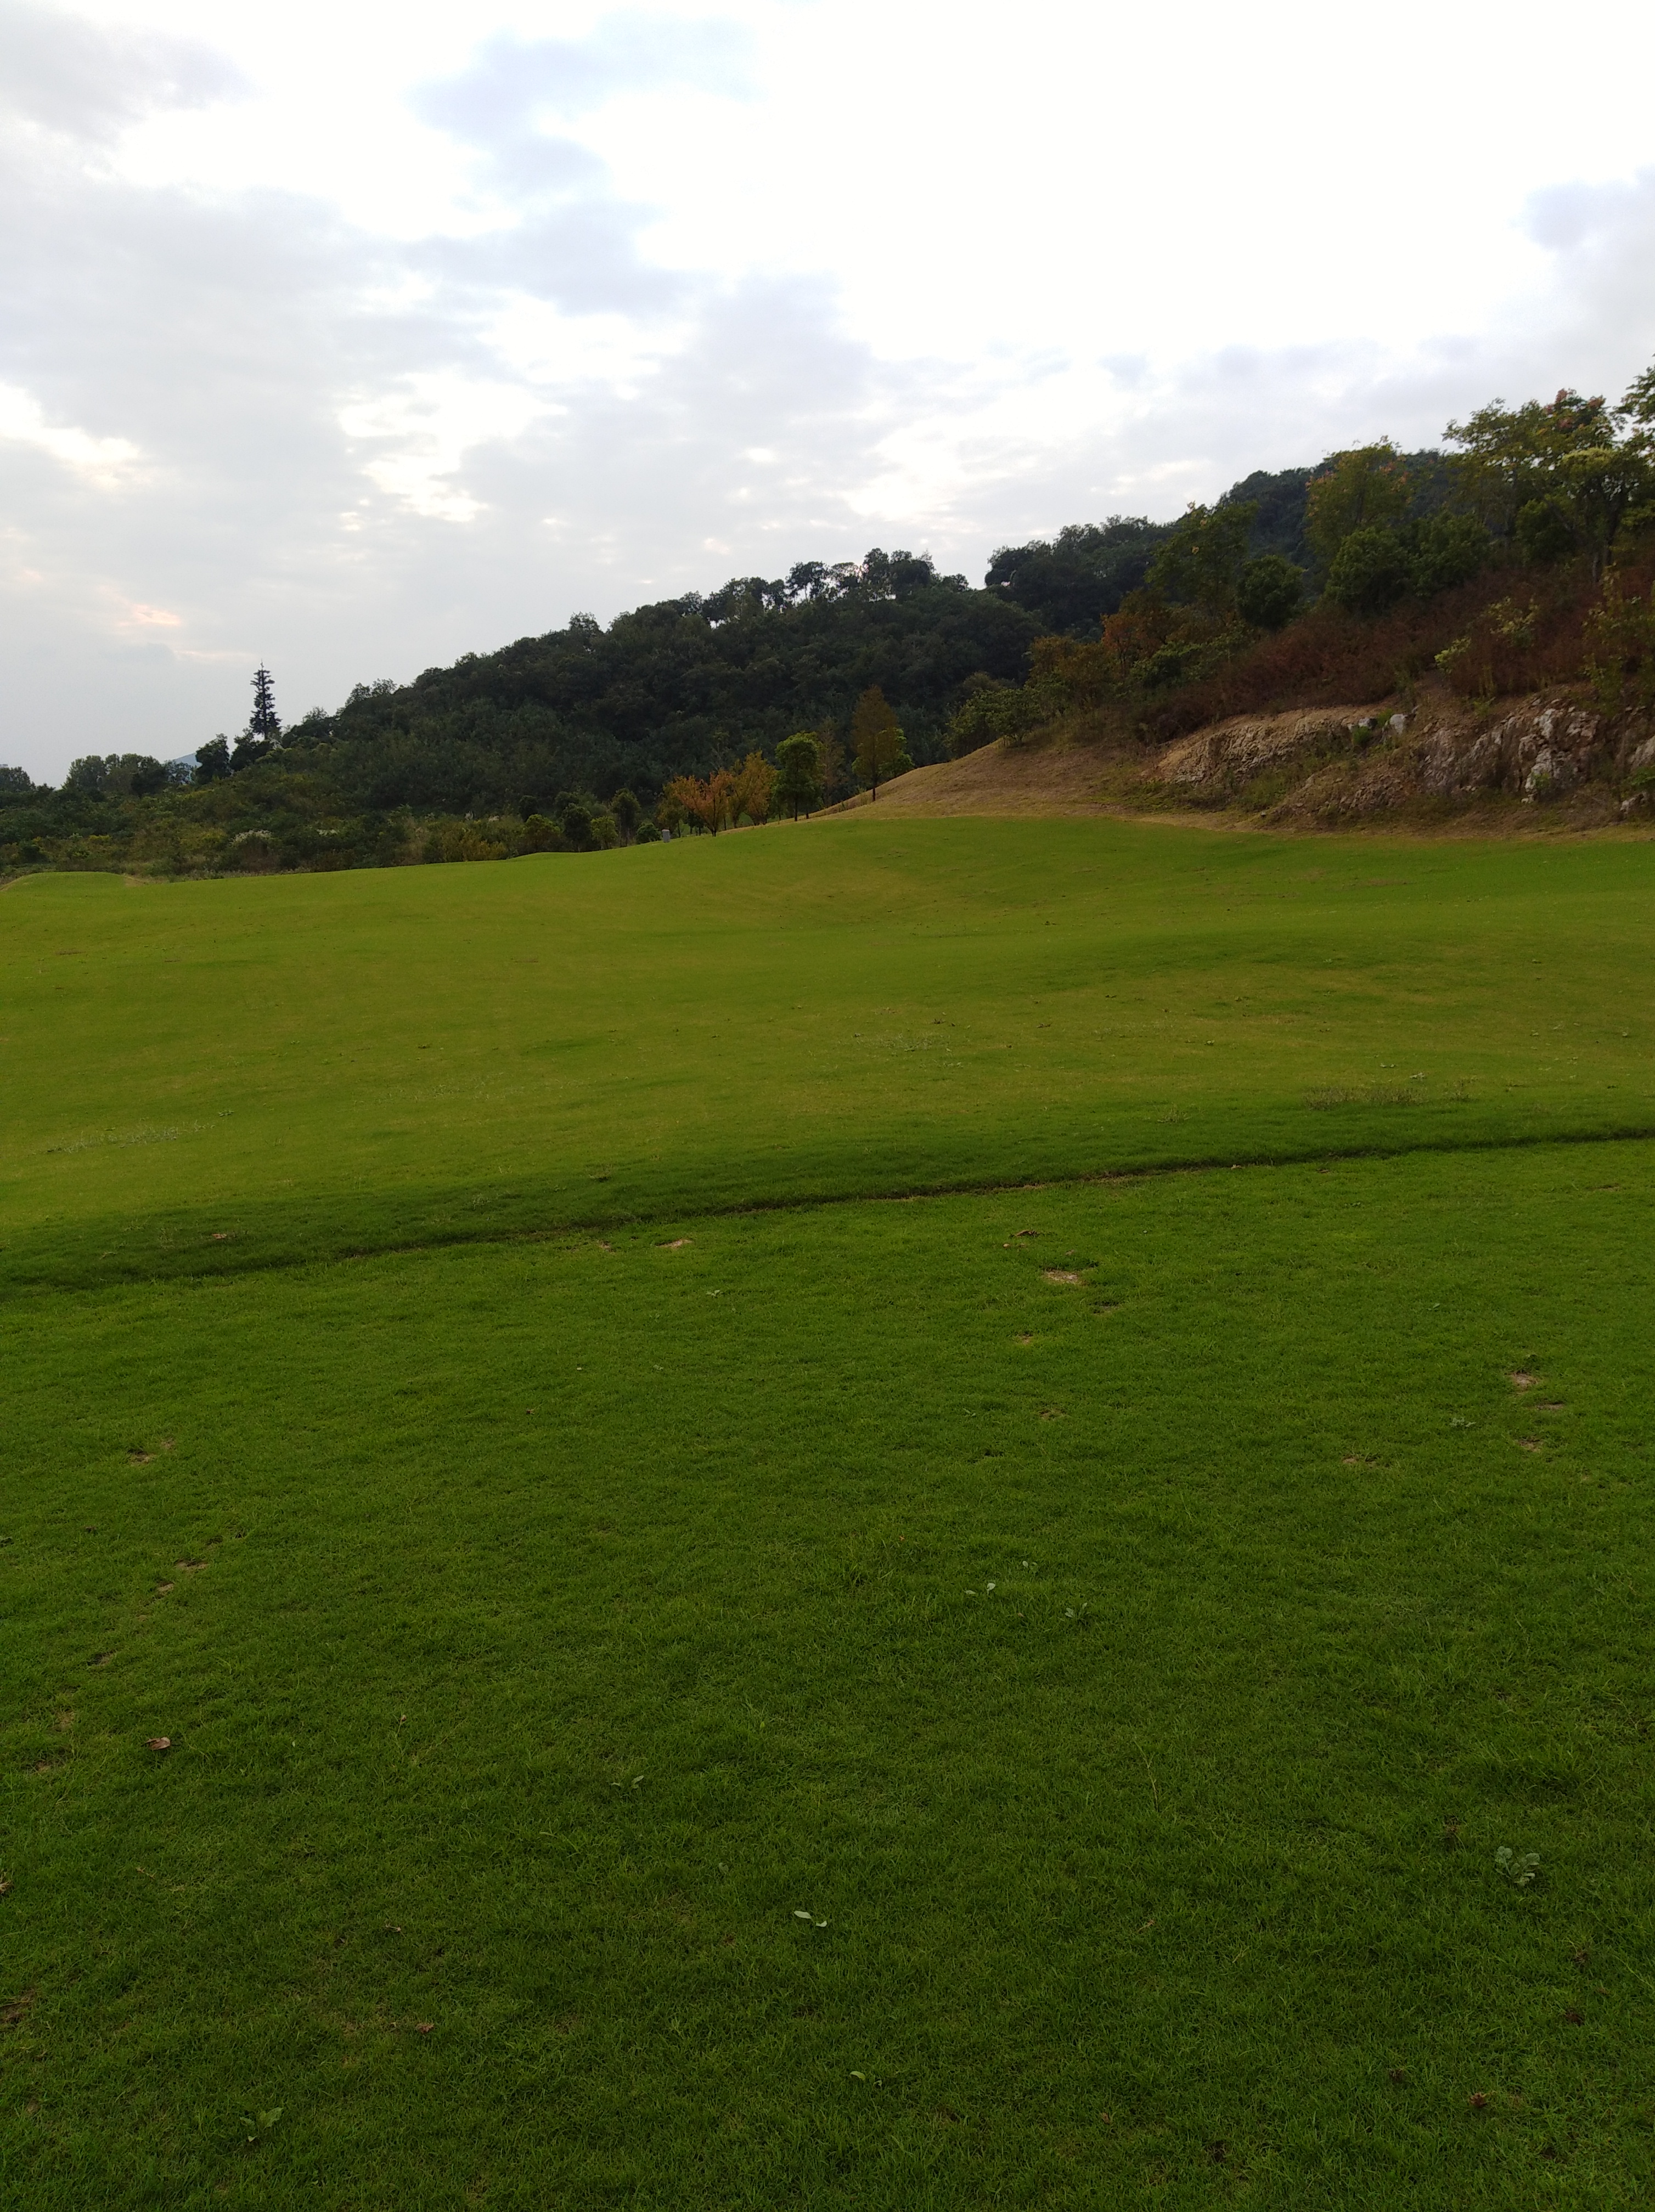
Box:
left=4, top=819, right=1654, bottom=2208
left=4, top=819, right=1653, bottom=1289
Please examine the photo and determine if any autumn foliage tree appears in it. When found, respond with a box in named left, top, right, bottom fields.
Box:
left=662, top=769, right=735, bottom=833
left=851, top=686, right=909, bottom=797
left=728, top=751, right=778, bottom=825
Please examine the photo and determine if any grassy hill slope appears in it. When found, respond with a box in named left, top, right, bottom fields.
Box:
left=4, top=819, right=1653, bottom=1291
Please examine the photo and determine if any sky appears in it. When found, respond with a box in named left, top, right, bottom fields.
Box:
left=3, top=0, right=1654, bottom=778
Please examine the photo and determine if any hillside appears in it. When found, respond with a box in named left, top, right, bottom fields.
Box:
left=848, top=678, right=1655, bottom=832
left=4, top=354, right=1653, bottom=876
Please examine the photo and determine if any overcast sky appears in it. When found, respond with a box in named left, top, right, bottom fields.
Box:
left=3, top=0, right=1654, bottom=778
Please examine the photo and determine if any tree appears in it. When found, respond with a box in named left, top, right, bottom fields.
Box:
left=1406, top=512, right=1490, bottom=597
left=698, top=769, right=735, bottom=832
left=1324, top=527, right=1412, bottom=616
left=986, top=518, right=1172, bottom=635
left=775, top=732, right=823, bottom=817
left=194, top=736, right=232, bottom=784
left=64, top=753, right=169, bottom=798
left=816, top=725, right=847, bottom=804
left=1235, top=554, right=1303, bottom=631
left=729, top=751, right=778, bottom=825
left=610, top=788, right=641, bottom=842
left=663, top=770, right=734, bottom=833
left=1305, top=445, right=1411, bottom=569
left=1146, top=501, right=1257, bottom=614
left=248, top=665, right=281, bottom=743
left=851, top=686, right=906, bottom=798
left=1443, top=389, right=1647, bottom=569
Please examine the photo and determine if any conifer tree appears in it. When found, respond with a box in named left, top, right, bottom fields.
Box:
left=247, top=667, right=282, bottom=744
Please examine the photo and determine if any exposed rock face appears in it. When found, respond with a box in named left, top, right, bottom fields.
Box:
left=1156, top=712, right=1362, bottom=790
left=1149, top=692, right=1653, bottom=820
left=1414, top=702, right=1604, bottom=800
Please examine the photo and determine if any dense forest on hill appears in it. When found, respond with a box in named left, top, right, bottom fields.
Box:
left=4, top=364, right=1653, bottom=874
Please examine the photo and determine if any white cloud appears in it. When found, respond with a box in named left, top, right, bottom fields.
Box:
left=339, top=374, right=555, bottom=520
left=3, top=0, right=1655, bottom=779
left=0, top=381, right=142, bottom=484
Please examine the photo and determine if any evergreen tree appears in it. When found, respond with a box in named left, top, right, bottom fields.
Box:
left=248, top=667, right=282, bottom=744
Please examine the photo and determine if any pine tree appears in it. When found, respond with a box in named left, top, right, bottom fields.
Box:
left=247, top=667, right=282, bottom=744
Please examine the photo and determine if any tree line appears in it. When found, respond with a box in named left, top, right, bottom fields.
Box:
left=952, top=364, right=1655, bottom=751
left=4, top=353, right=1653, bottom=875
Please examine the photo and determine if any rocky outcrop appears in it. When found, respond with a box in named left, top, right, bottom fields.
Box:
left=1412, top=701, right=1606, bottom=800
left=1156, top=710, right=1387, bottom=792
left=1148, top=691, right=1654, bottom=821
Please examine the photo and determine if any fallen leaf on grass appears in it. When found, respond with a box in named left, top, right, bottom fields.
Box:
left=0, top=1877, right=13, bottom=1899
left=1510, top=1372, right=1535, bottom=1390
left=145, top=1737, right=171, bottom=1752
left=1469, top=2091, right=1489, bottom=2111
left=1518, top=1440, right=1543, bottom=1453
left=1043, top=1269, right=1083, bottom=1285
left=415, top=2023, right=434, bottom=2034
left=128, top=1451, right=153, bottom=1464
left=658, top=1238, right=693, bottom=1250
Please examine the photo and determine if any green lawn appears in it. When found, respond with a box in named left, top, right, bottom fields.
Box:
left=4, top=821, right=1654, bottom=2207
left=3, top=819, right=1652, bottom=1289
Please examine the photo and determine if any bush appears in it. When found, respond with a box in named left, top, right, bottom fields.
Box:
left=1236, top=555, right=1303, bottom=631
left=1408, top=514, right=1491, bottom=598
left=1516, top=495, right=1577, bottom=566
left=634, top=818, right=662, bottom=843
left=1324, top=527, right=1412, bottom=616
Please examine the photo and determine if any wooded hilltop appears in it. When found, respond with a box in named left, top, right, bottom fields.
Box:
left=4, top=357, right=1653, bottom=874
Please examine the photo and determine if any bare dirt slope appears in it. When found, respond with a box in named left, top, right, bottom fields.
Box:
left=825, top=686, right=1655, bottom=833
left=824, top=736, right=1123, bottom=817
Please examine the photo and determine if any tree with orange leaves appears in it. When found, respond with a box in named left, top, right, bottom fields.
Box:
left=728, top=751, right=778, bottom=825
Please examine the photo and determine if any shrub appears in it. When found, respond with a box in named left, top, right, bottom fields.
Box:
left=1325, top=528, right=1412, bottom=616
left=1408, top=514, right=1491, bottom=597
left=1516, top=495, right=1577, bottom=566
left=1236, top=555, right=1304, bottom=631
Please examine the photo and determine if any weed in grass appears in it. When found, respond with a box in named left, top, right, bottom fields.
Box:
left=1496, top=1848, right=1542, bottom=1889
